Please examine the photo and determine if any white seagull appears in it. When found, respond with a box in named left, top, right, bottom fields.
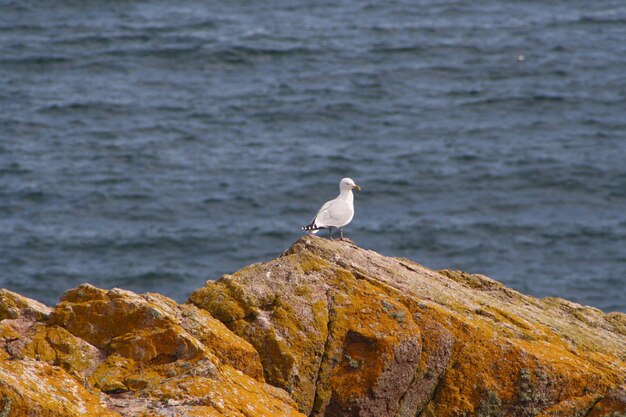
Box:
left=302, top=177, right=361, bottom=240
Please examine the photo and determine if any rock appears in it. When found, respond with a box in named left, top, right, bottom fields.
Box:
left=2, top=236, right=624, bottom=416
left=49, top=286, right=264, bottom=380
left=0, top=358, right=120, bottom=417
left=0, top=289, right=51, bottom=321
left=586, top=385, right=626, bottom=417
left=189, top=236, right=626, bottom=417
left=1, top=285, right=304, bottom=417
left=0, top=290, right=119, bottom=417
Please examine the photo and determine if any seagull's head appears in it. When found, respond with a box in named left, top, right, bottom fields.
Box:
left=340, top=177, right=361, bottom=192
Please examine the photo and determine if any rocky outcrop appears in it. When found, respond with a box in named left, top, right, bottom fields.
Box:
left=1, top=236, right=625, bottom=416
left=0, top=286, right=304, bottom=417
left=189, top=236, right=626, bottom=417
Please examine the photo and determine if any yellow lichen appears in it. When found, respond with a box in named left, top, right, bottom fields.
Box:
left=298, top=253, right=330, bottom=274
left=294, top=285, right=312, bottom=298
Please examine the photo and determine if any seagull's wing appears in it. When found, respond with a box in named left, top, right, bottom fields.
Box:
left=314, top=198, right=352, bottom=228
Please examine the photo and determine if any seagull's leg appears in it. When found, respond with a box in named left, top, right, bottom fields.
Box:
left=329, top=227, right=334, bottom=240
left=340, top=228, right=344, bottom=240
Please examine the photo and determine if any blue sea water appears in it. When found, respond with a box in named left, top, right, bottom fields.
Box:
left=1, top=0, right=625, bottom=312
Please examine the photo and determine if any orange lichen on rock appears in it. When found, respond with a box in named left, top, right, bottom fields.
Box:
left=190, top=235, right=626, bottom=417
left=48, top=286, right=264, bottom=381
left=190, top=254, right=425, bottom=416
left=1, top=285, right=304, bottom=417
left=0, top=358, right=120, bottom=417
left=190, top=258, right=332, bottom=414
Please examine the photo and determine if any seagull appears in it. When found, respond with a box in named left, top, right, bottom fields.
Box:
left=302, top=177, right=361, bottom=240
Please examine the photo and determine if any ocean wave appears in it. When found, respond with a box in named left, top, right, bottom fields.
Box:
left=0, top=162, right=30, bottom=175
left=95, top=44, right=320, bottom=65
left=35, top=101, right=137, bottom=115
left=460, top=95, right=566, bottom=107
left=0, top=55, right=71, bottom=66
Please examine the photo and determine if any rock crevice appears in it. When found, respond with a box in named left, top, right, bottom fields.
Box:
left=311, top=286, right=333, bottom=416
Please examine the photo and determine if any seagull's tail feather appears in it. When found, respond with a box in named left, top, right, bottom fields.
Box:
left=302, top=219, right=322, bottom=234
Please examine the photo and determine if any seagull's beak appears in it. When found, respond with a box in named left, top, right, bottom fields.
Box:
left=352, top=184, right=361, bottom=191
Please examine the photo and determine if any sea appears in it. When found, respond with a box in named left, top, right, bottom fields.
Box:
left=1, top=0, right=625, bottom=312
